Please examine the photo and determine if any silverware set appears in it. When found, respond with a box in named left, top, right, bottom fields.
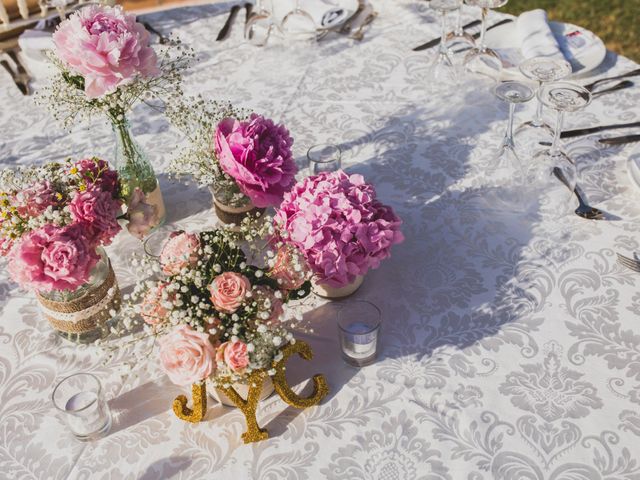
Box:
left=1, top=49, right=30, bottom=95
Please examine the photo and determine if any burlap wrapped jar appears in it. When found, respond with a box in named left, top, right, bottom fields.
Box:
left=209, top=185, right=264, bottom=228
left=36, top=249, right=121, bottom=344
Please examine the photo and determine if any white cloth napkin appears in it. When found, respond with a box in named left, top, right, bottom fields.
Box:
left=17, top=27, right=55, bottom=79
left=516, top=9, right=565, bottom=60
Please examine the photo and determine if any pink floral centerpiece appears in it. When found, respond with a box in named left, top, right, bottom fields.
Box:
left=116, top=225, right=312, bottom=405
left=0, top=158, right=130, bottom=342
left=274, top=170, right=404, bottom=297
left=167, top=104, right=298, bottom=226
left=44, top=5, right=194, bottom=239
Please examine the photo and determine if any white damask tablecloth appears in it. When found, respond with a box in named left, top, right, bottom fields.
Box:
left=2, top=1, right=640, bottom=478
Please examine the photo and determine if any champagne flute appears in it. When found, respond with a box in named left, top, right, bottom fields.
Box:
left=280, top=0, right=316, bottom=41
left=463, top=0, right=508, bottom=79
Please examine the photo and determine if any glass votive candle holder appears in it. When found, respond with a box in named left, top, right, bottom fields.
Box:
left=337, top=300, right=382, bottom=367
left=307, top=144, right=342, bottom=176
left=52, top=373, right=112, bottom=441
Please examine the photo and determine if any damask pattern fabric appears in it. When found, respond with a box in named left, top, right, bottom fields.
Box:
left=1, top=1, right=640, bottom=478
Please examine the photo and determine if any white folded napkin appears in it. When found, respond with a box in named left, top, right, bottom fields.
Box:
left=17, top=28, right=55, bottom=79
left=516, top=9, right=565, bottom=60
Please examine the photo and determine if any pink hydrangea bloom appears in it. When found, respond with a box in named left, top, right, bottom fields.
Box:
left=52, top=5, right=160, bottom=98
left=215, top=114, right=297, bottom=208
left=68, top=186, right=122, bottom=246
left=274, top=170, right=404, bottom=288
left=8, top=224, right=100, bottom=292
left=159, top=325, right=216, bottom=386
left=159, top=231, right=200, bottom=276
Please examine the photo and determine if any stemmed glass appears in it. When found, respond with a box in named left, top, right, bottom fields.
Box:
left=516, top=57, right=572, bottom=143
left=280, top=0, right=316, bottom=41
left=490, top=81, right=534, bottom=183
left=445, top=1, right=476, bottom=53
left=463, top=0, right=508, bottom=79
left=531, top=82, right=592, bottom=215
left=245, top=0, right=276, bottom=46
left=429, top=0, right=463, bottom=86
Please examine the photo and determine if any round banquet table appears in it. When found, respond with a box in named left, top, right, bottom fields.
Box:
left=2, top=1, right=640, bottom=478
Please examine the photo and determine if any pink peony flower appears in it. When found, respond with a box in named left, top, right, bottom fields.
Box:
left=69, top=186, right=122, bottom=246
left=126, top=187, right=157, bottom=240
left=159, top=231, right=200, bottom=276
left=216, top=341, right=250, bottom=373
left=140, top=282, right=170, bottom=325
left=73, top=158, right=119, bottom=193
left=274, top=170, right=404, bottom=288
left=52, top=5, right=160, bottom=98
left=8, top=223, right=100, bottom=292
left=159, top=325, right=216, bottom=386
left=214, top=114, right=297, bottom=208
left=208, top=272, right=251, bottom=314
left=269, top=244, right=310, bottom=290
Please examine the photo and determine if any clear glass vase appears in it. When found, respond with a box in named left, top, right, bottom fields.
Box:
left=111, top=117, right=166, bottom=236
left=38, top=248, right=120, bottom=344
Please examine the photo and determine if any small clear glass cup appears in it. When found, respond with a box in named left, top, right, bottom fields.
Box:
left=307, top=144, right=342, bottom=175
left=337, top=300, right=382, bottom=367
left=52, top=373, right=112, bottom=441
left=463, top=0, right=508, bottom=79
left=516, top=57, right=572, bottom=145
left=142, top=226, right=175, bottom=259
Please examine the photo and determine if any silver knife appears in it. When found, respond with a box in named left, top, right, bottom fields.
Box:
left=216, top=5, right=242, bottom=41
left=413, top=19, right=482, bottom=51
left=599, top=134, right=640, bottom=146
left=561, top=121, right=640, bottom=139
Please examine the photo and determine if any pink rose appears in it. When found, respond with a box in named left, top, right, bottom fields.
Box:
left=214, top=114, right=297, bottom=208
left=52, top=5, right=160, bottom=98
left=269, top=244, right=310, bottom=290
left=208, top=272, right=251, bottom=314
left=69, top=186, right=122, bottom=246
left=126, top=187, right=157, bottom=240
left=216, top=341, right=250, bottom=373
left=159, top=232, right=200, bottom=276
left=16, top=181, right=58, bottom=217
left=159, top=325, right=216, bottom=386
left=8, top=224, right=100, bottom=292
left=140, top=283, right=169, bottom=325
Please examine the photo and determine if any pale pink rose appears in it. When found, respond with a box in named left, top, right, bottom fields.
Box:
left=159, top=325, right=216, bottom=386
left=140, top=283, right=169, bottom=325
left=160, top=232, right=200, bottom=276
left=208, top=272, right=251, bottom=314
left=126, top=187, right=157, bottom=240
left=254, top=286, right=284, bottom=323
left=216, top=341, right=250, bottom=373
left=269, top=244, right=310, bottom=290
left=52, top=5, right=160, bottom=98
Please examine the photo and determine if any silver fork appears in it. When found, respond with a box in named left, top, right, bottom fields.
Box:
left=616, top=252, right=640, bottom=273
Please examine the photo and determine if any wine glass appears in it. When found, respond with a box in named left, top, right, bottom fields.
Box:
left=429, top=0, right=463, bottom=86
left=445, top=0, right=476, bottom=54
left=280, top=0, right=316, bottom=41
left=531, top=82, right=592, bottom=216
left=245, top=0, right=280, bottom=46
left=515, top=56, right=572, bottom=144
left=463, top=0, right=508, bottom=79
left=490, top=81, right=534, bottom=183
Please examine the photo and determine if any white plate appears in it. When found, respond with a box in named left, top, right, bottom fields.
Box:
left=484, top=20, right=607, bottom=78
left=627, top=143, right=640, bottom=191
left=271, top=0, right=360, bottom=30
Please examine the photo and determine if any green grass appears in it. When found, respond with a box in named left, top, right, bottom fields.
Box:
left=502, top=0, right=640, bottom=62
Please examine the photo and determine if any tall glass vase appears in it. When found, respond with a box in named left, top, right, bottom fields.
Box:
left=111, top=117, right=166, bottom=238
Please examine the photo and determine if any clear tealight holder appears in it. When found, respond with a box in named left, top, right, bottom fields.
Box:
left=337, top=301, right=382, bottom=367
left=307, top=144, right=342, bottom=176
left=52, top=373, right=112, bottom=441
